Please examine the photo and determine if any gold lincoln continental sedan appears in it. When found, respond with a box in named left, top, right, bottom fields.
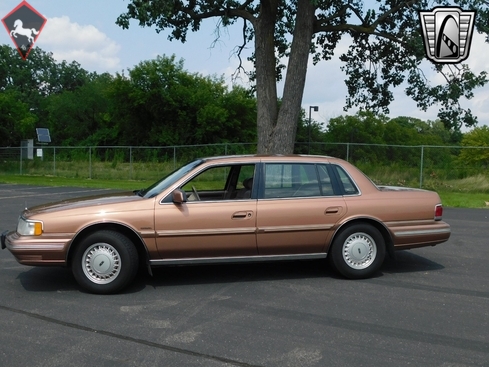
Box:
left=2, top=155, right=450, bottom=294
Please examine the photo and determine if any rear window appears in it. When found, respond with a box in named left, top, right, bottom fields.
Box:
left=332, top=165, right=359, bottom=195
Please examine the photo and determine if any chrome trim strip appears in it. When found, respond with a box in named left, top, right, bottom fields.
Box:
left=394, top=228, right=451, bottom=237
left=156, top=227, right=256, bottom=237
left=257, top=195, right=343, bottom=201
left=257, top=224, right=333, bottom=233
left=7, top=243, right=66, bottom=251
left=150, top=253, right=327, bottom=266
left=385, top=219, right=434, bottom=226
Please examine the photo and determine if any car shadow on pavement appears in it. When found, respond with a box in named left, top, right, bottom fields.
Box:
left=13, top=251, right=444, bottom=293
left=381, top=250, right=445, bottom=274
left=132, top=251, right=445, bottom=291
left=17, top=267, right=79, bottom=292
left=131, top=259, right=334, bottom=291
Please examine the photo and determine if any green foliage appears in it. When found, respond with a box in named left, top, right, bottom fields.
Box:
left=0, top=45, right=257, bottom=149
left=458, top=126, right=489, bottom=167
left=0, top=90, right=37, bottom=146
left=107, top=55, right=256, bottom=147
left=319, top=111, right=459, bottom=168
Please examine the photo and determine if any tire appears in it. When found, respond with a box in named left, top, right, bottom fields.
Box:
left=72, top=230, right=139, bottom=294
left=329, top=223, right=385, bottom=279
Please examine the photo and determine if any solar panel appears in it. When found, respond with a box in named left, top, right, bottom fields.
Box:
left=36, top=128, right=51, bottom=143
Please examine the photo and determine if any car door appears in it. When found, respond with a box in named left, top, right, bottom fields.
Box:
left=154, top=163, right=258, bottom=259
left=256, top=162, right=346, bottom=255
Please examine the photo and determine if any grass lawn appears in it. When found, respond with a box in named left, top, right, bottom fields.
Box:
left=437, top=191, right=489, bottom=209
left=0, top=174, right=153, bottom=191
left=1, top=173, right=489, bottom=208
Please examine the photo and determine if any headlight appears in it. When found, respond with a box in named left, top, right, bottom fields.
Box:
left=17, top=217, right=43, bottom=236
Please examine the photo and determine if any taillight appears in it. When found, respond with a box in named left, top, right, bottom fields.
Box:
left=434, top=204, right=443, bottom=221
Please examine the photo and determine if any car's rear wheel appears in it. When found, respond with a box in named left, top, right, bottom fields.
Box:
left=329, top=223, right=385, bottom=279
left=72, top=230, right=138, bottom=294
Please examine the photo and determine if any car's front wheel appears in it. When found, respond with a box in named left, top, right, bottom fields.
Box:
left=72, top=230, right=139, bottom=294
left=329, top=223, right=385, bottom=279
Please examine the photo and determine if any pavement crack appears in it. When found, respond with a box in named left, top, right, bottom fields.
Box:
left=0, top=303, right=264, bottom=367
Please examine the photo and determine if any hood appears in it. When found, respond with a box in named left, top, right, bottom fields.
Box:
left=24, top=191, right=146, bottom=216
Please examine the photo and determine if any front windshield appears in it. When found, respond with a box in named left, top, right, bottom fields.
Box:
left=140, top=159, right=204, bottom=198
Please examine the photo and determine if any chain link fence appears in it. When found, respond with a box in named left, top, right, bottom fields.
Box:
left=0, top=142, right=487, bottom=187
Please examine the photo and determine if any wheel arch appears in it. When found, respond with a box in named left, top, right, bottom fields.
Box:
left=329, top=217, right=395, bottom=259
left=67, top=222, right=150, bottom=269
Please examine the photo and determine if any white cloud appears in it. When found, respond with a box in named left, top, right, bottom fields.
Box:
left=36, top=16, right=121, bottom=72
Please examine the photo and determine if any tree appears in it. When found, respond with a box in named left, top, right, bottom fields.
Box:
left=107, top=55, right=256, bottom=147
left=117, top=0, right=489, bottom=154
left=325, top=111, right=388, bottom=162
left=0, top=90, right=37, bottom=146
left=43, top=73, right=115, bottom=146
left=458, top=126, right=489, bottom=167
left=0, top=44, right=92, bottom=136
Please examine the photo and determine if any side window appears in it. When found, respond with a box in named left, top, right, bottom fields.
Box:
left=264, top=163, right=320, bottom=198
left=234, top=165, right=255, bottom=200
left=317, top=164, right=334, bottom=196
left=182, top=166, right=229, bottom=201
left=181, top=164, right=255, bottom=201
left=236, top=165, right=255, bottom=190
left=332, top=165, right=359, bottom=195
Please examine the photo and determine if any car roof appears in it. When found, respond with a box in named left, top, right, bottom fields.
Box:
left=200, top=154, right=343, bottom=164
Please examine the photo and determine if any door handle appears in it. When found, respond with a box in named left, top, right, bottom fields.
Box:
left=232, top=211, right=253, bottom=219
left=325, top=207, right=342, bottom=214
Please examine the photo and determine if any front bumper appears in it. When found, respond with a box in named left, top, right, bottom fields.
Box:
left=1, top=230, right=7, bottom=250
left=2, top=230, right=70, bottom=266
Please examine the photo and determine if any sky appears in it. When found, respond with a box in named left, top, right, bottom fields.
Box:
left=1, top=0, right=489, bottom=130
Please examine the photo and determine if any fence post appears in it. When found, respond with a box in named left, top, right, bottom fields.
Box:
left=346, top=143, right=350, bottom=162
left=53, top=147, right=56, bottom=176
left=130, top=146, right=133, bottom=180
left=173, top=146, right=176, bottom=169
left=20, top=145, right=23, bottom=175
left=89, top=147, right=92, bottom=179
left=419, top=145, right=424, bottom=188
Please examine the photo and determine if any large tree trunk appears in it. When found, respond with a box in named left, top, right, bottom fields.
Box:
left=255, top=0, right=279, bottom=154
left=255, top=0, right=316, bottom=154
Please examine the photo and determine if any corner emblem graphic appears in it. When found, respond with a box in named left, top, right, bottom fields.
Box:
left=2, top=1, right=47, bottom=60
left=419, top=7, right=476, bottom=64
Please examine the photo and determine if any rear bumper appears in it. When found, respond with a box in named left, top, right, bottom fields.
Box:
left=390, top=221, right=451, bottom=250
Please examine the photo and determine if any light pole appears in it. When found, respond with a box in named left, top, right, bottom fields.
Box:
left=308, top=106, right=318, bottom=154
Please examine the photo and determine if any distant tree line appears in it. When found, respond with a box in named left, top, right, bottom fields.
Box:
left=1, top=44, right=488, bottom=168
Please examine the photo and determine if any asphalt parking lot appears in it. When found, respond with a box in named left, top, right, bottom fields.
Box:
left=0, top=184, right=488, bottom=367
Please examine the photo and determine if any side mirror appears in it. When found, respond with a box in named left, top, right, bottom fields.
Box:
left=172, top=189, right=187, bottom=204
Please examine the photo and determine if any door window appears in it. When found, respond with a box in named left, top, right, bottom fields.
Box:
left=263, top=163, right=320, bottom=198
left=181, top=164, right=255, bottom=201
